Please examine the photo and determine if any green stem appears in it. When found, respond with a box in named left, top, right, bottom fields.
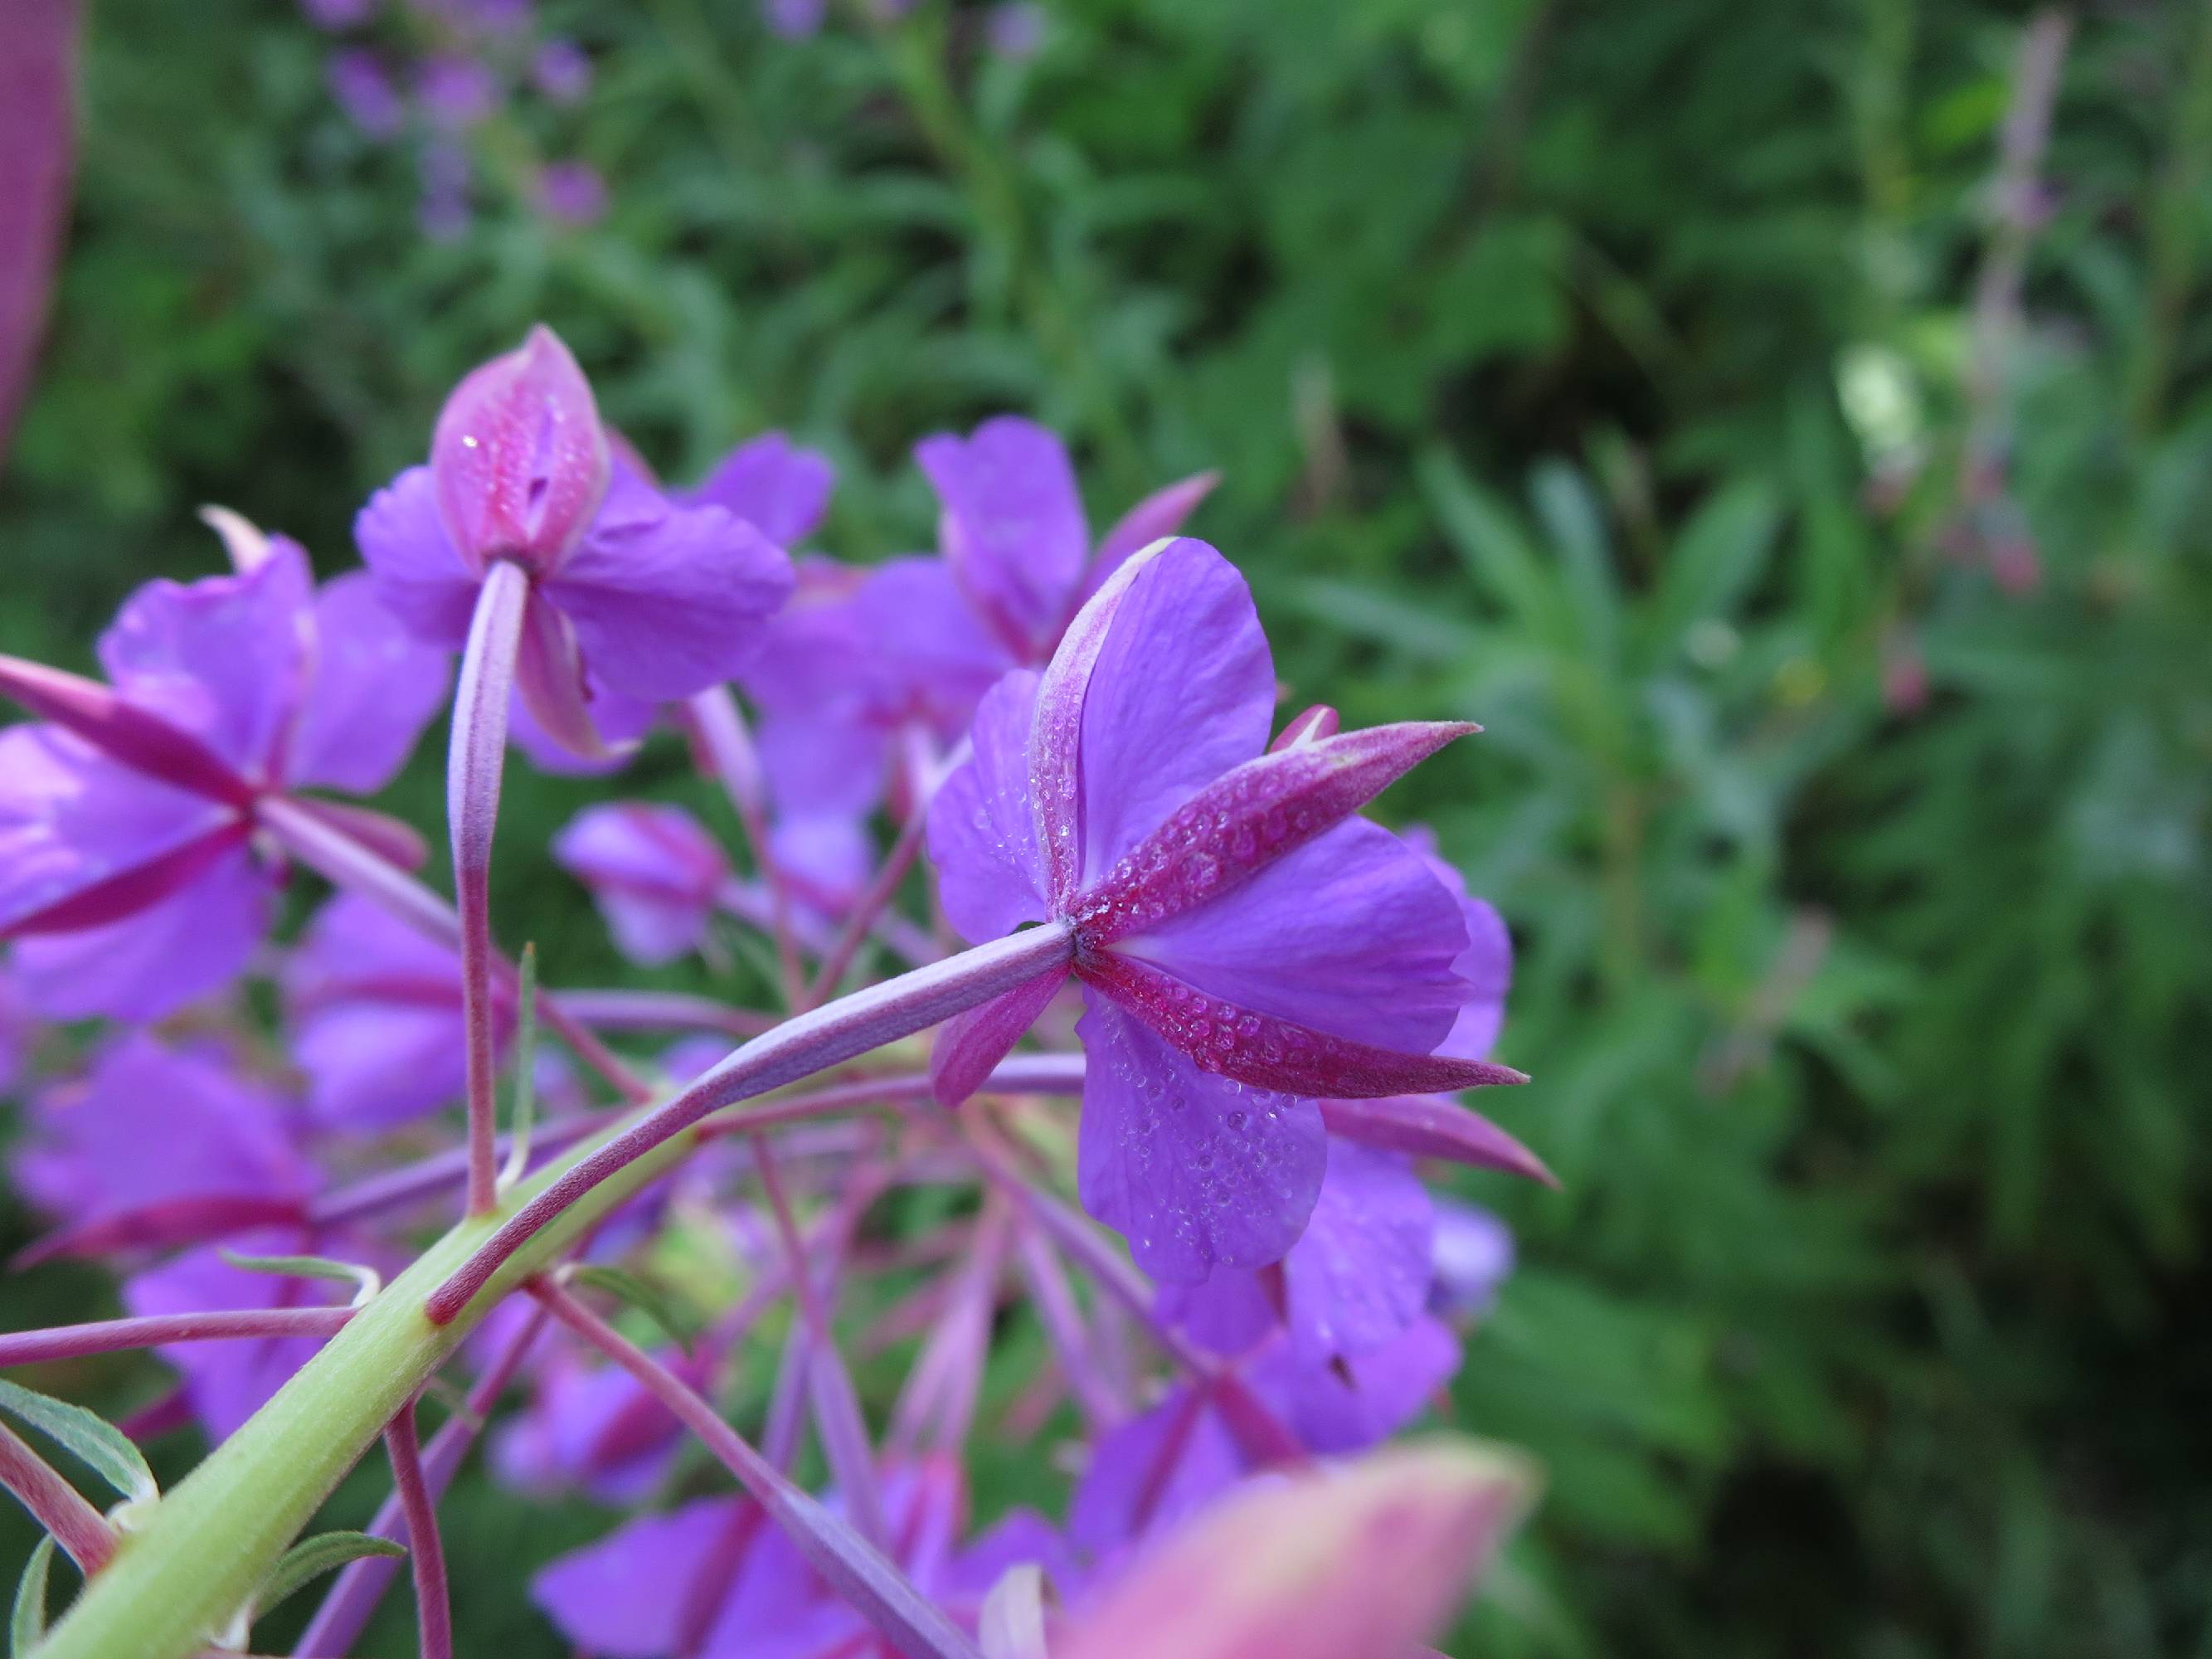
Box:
left=31, top=1111, right=702, bottom=1659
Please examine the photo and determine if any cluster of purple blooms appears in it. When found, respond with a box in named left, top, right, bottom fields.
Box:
left=0, top=324, right=1543, bottom=1657
left=307, top=0, right=605, bottom=237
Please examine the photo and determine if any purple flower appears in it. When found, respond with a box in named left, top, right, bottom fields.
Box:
left=355, top=328, right=795, bottom=760
left=1159, top=1138, right=1435, bottom=1368
left=414, top=52, right=498, bottom=130
left=536, top=158, right=607, bottom=228
left=1427, top=1198, right=1514, bottom=1319
left=284, top=892, right=492, bottom=1129
left=326, top=51, right=405, bottom=140
left=553, top=803, right=730, bottom=967
left=15, top=1034, right=316, bottom=1229
left=491, top=1345, right=702, bottom=1505
left=531, top=37, right=591, bottom=103
left=532, top=1457, right=994, bottom=1654
left=761, top=0, right=829, bottom=39
left=926, top=537, right=1522, bottom=1281
left=0, top=535, right=449, bottom=1022
left=416, top=139, right=472, bottom=241
left=985, top=3, right=1044, bottom=61
left=301, top=0, right=377, bottom=29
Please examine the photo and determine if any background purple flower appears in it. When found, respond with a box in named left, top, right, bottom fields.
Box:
left=554, top=802, right=730, bottom=967
left=536, top=159, right=607, bottom=228
left=531, top=38, right=591, bottom=103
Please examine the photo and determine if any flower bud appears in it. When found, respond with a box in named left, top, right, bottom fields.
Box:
left=431, top=325, right=610, bottom=577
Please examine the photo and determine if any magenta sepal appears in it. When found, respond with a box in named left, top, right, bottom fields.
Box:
left=1318, top=1096, right=1555, bottom=1186
left=425, top=924, right=1078, bottom=1325
left=1070, top=719, right=1478, bottom=949
left=13, top=1194, right=312, bottom=1268
left=1077, top=951, right=1528, bottom=1101
left=2, top=821, right=251, bottom=937
left=430, top=324, right=610, bottom=577
left=0, top=653, right=253, bottom=807
left=929, top=966, right=1071, bottom=1107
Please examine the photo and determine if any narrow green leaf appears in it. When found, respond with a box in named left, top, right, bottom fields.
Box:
left=253, top=1531, right=406, bottom=1619
left=11, top=1536, right=54, bottom=1657
left=1417, top=445, right=1558, bottom=631
left=0, top=1380, right=157, bottom=1506
left=1646, top=479, right=1780, bottom=657
left=217, top=1249, right=381, bottom=1306
left=499, top=941, right=541, bottom=1190
left=567, top=1266, right=698, bottom=1356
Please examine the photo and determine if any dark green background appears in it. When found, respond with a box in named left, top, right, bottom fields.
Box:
left=2, top=2, right=2209, bottom=1655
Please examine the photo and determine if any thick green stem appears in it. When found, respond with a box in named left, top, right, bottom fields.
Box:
left=32, top=1112, right=700, bottom=1659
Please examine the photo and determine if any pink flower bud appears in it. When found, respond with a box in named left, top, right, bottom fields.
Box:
left=431, top=325, right=610, bottom=577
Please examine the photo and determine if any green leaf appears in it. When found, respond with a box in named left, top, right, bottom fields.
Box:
left=0, top=1380, right=157, bottom=1506
left=253, top=1532, right=406, bottom=1619
left=499, top=941, right=541, bottom=1190
left=11, top=1537, right=55, bottom=1657
left=1418, top=445, right=1558, bottom=631
left=1646, top=479, right=1780, bottom=659
left=567, top=1266, right=698, bottom=1356
left=217, top=1249, right=380, bottom=1305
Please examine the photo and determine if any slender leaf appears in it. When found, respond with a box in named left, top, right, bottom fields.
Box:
left=1418, top=445, right=1558, bottom=630
left=566, top=1266, right=698, bottom=1356
left=253, top=1531, right=407, bottom=1618
left=10, top=1537, right=54, bottom=1657
left=0, top=1379, right=156, bottom=1506
left=218, top=1249, right=381, bottom=1306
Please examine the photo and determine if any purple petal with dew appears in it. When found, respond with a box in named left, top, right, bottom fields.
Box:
left=1072, top=722, right=1477, bottom=951
left=15, top=1033, right=313, bottom=1225
left=352, top=465, right=483, bottom=648
left=1081, top=469, right=1219, bottom=603
left=926, top=669, right=1048, bottom=943
left=684, top=432, right=834, bottom=548
left=288, top=572, right=454, bottom=793
left=1281, top=1141, right=1432, bottom=1365
left=0, top=655, right=251, bottom=806
left=554, top=802, right=728, bottom=966
left=1065, top=538, right=1276, bottom=891
left=12, top=837, right=272, bottom=1022
left=544, top=472, right=795, bottom=701
left=95, top=535, right=314, bottom=781
left=431, top=325, right=610, bottom=573
left=122, top=1237, right=338, bottom=1442
left=930, top=966, right=1070, bottom=1108
left=1113, top=818, right=1472, bottom=1059
left=1073, top=988, right=1325, bottom=1285
left=1077, top=950, right=1526, bottom=1102
left=851, top=555, right=1014, bottom=739
left=1316, top=1094, right=1553, bottom=1185
left=916, top=416, right=1091, bottom=659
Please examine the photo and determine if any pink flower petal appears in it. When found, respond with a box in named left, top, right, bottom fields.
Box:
left=685, top=431, right=835, bottom=548
left=352, top=465, right=484, bottom=648
left=916, top=416, right=1091, bottom=659
left=287, top=571, right=452, bottom=793
left=1081, top=469, right=1219, bottom=602
left=929, top=964, right=1070, bottom=1107
left=926, top=669, right=1048, bottom=943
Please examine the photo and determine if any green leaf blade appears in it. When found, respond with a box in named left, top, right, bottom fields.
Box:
left=0, top=1380, right=157, bottom=1506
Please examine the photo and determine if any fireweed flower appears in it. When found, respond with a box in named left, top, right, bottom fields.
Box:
left=0, top=534, right=448, bottom=1021
left=491, top=1343, right=705, bottom=1505
left=354, top=327, right=794, bottom=761
left=554, top=803, right=734, bottom=967
left=926, top=536, right=1524, bottom=1280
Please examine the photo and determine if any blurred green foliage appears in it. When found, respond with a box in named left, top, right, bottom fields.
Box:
left=2, top=0, right=2209, bottom=1655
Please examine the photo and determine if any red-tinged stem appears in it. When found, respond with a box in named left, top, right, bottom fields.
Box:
left=527, top=1280, right=981, bottom=1659
left=382, top=1403, right=453, bottom=1659
left=292, top=1309, right=549, bottom=1658
left=425, top=924, right=1077, bottom=1325
left=0, top=1308, right=354, bottom=1369
left=450, top=561, right=532, bottom=1214
left=753, top=1136, right=887, bottom=1546
left=889, top=1200, right=1008, bottom=1456
left=1011, top=1227, right=1126, bottom=1430
left=552, top=988, right=775, bottom=1040
left=257, top=791, right=654, bottom=1104
left=685, top=686, right=803, bottom=1008
left=800, top=770, right=943, bottom=1010
left=0, top=1423, right=114, bottom=1574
